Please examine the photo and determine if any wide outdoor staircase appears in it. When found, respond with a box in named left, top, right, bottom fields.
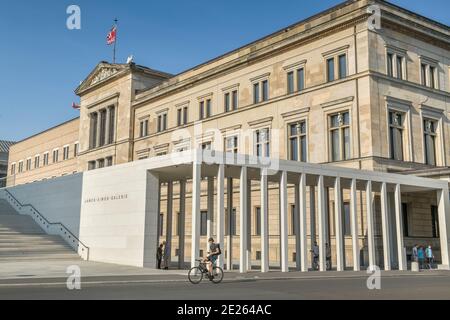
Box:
left=0, top=199, right=81, bottom=261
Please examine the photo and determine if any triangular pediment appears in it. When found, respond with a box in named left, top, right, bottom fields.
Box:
left=75, top=62, right=128, bottom=95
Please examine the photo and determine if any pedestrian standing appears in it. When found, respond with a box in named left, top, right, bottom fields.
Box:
left=156, top=243, right=163, bottom=269
left=412, top=244, right=418, bottom=263
left=425, top=245, right=434, bottom=270
left=418, top=245, right=425, bottom=270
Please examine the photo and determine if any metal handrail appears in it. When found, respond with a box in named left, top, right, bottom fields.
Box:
left=2, top=189, right=89, bottom=259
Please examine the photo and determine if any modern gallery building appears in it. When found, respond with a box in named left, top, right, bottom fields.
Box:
left=0, top=141, right=15, bottom=188
left=2, top=0, right=450, bottom=272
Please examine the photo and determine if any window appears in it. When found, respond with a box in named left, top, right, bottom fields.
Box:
left=262, top=80, right=269, bottom=102
left=97, top=159, right=105, bottom=169
left=201, top=141, right=212, bottom=150
left=157, top=113, right=168, bottom=132
left=402, top=203, right=409, bottom=237
left=290, top=205, right=296, bottom=235
left=88, top=161, right=96, bottom=171
left=288, top=121, right=307, bottom=162
left=177, top=106, right=188, bottom=126
left=387, top=53, right=394, bottom=77
left=140, top=119, right=149, bottom=137
left=424, top=119, right=437, bottom=166
left=159, top=214, right=164, bottom=236
left=89, top=112, right=98, bottom=149
left=99, top=109, right=107, bottom=146
left=10, top=163, right=15, bottom=175
left=338, top=54, right=347, bottom=79
left=225, top=136, right=238, bottom=154
left=225, top=208, right=237, bottom=236
left=253, top=78, right=269, bottom=104
left=224, top=90, right=238, bottom=112
left=297, top=68, right=305, bottom=91
left=389, top=111, right=404, bottom=161
left=74, top=143, right=79, bottom=157
left=255, top=128, right=270, bottom=157
left=386, top=48, right=406, bottom=80
left=108, top=106, right=116, bottom=144
left=329, top=112, right=350, bottom=161
left=199, top=99, right=212, bottom=120
left=106, top=156, right=113, bottom=167
left=431, top=205, right=440, bottom=238
left=286, top=67, right=305, bottom=94
left=396, top=56, right=404, bottom=79
left=256, top=251, right=262, bottom=261
left=287, top=71, right=294, bottom=94
left=200, top=211, right=208, bottom=236
left=26, top=159, right=31, bottom=171
left=253, top=83, right=260, bottom=104
left=43, top=153, right=49, bottom=166
left=421, top=62, right=438, bottom=89
left=343, top=202, right=351, bottom=236
left=52, top=149, right=59, bottom=163
left=63, top=146, right=70, bottom=160
left=18, top=161, right=23, bottom=173
left=327, top=58, right=335, bottom=82
left=255, top=207, right=261, bottom=236
left=34, top=155, right=40, bottom=169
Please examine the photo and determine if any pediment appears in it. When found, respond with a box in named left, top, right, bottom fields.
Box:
left=75, top=62, right=128, bottom=95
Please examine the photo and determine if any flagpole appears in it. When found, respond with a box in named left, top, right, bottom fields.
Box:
left=113, top=18, right=118, bottom=64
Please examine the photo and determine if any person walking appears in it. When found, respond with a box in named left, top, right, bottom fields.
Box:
left=412, top=244, right=418, bottom=263
left=163, top=241, right=171, bottom=270
left=418, top=245, right=425, bottom=270
left=156, top=243, right=163, bottom=269
left=326, top=243, right=332, bottom=270
left=310, top=241, right=320, bottom=270
left=425, top=245, right=434, bottom=270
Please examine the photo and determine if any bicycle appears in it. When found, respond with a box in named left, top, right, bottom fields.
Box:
left=188, top=259, right=224, bottom=284
left=312, top=256, right=332, bottom=271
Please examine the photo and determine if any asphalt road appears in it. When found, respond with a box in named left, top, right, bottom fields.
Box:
left=1, top=273, right=449, bottom=300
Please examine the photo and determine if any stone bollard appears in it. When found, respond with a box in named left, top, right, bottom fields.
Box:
left=411, top=261, right=419, bottom=272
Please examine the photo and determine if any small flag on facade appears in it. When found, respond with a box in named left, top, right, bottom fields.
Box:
left=72, top=102, right=81, bottom=110
left=107, top=26, right=117, bottom=45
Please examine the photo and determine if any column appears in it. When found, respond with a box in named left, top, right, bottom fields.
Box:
left=239, top=167, right=248, bottom=273
left=105, top=107, right=111, bottom=145
left=166, top=181, right=173, bottom=266
left=206, top=177, right=214, bottom=252
left=178, top=180, right=186, bottom=269
left=350, top=179, right=360, bottom=271
left=226, top=178, right=233, bottom=270
left=381, top=182, right=392, bottom=270
left=96, top=111, right=102, bottom=147
left=334, top=177, right=344, bottom=272
left=280, top=171, right=289, bottom=273
left=191, top=161, right=201, bottom=268
left=437, top=188, right=450, bottom=269
left=299, top=173, right=308, bottom=272
left=317, top=176, right=327, bottom=272
left=366, top=181, right=376, bottom=269
left=260, top=170, right=269, bottom=273
left=310, top=186, right=316, bottom=248
left=247, top=179, right=252, bottom=271
left=294, top=183, right=301, bottom=271
left=216, top=165, right=225, bottom=269
left=394, top=184, right=406, bottom=271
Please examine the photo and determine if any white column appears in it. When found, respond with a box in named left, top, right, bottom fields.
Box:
left=216, top=165, right=225, bottom=269
left=394, top=184, right=406, bottom=271
left=206, top=177, right=214, bottom=252
left=246, top=180, right=252, bottom=271
left=280, top=171, right=289, bottom=273
left=226, top=178, right=233, bottom=270
left=105, top=107, right=111, bottom=145
left=178, top=180, right=186, bottom=269
left=366, top=181, right=376, bottom=269
left=166, top=181, right=173, bottom=266
left=310, top=186, right=316, bottom=248
left=191, top=161, right=201, bottom=268
left=437, top=188, right=450, bottom=269
left=96, top=111, right=101, bottom=147
left=350, top=179, right=360, bottom=271
left=381, top=182, right=392, bottom=271
left=334, top=177, right=344, bottom=272
left=317, top=176, right=327, bottom=272
left=294, top=183, right=301, bottom=271
left=239, top=167, right=248, bottom=273
left=260, top=170, right=269, bottom=273
left=299, top=173, right=308, bottom=272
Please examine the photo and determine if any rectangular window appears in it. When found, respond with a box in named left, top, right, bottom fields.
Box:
left=97, top=159, right=105, bottom=169
left=231, top=208, right=237, bottom=236
left=343, top=202, right=351, bottom=236
left=421, top=64, right=428, bottom=86
left=52, top=150, right=59, bottom=163
left=63, top=146, right=70, bottom=160
left=157, top=113, right=168, bottom=132
left=253, top=83, right=260, bottom=104
left=232, top=90, right=238, bottom=110
left=18, top=161, right=23, bottom=173
left=26, top=159, right=31, bottom=171
left=329, top=112, right=350, bottom=161
left=34, top=156, right=40, bottom=169
left=424, top=119, right=437, bottom=166
left=338, top=54, right=347, bottom=79
left=108, top=106, right=115, bottom=144
left=10, top=163, right=15, bottom=175
left=431, top=205, right=440, bottom=238
left=290, top=205, right=296, bottom=235
left=106, top=157, right=113, bottom=167
left=287, top=71, right=294, bottom=94
left=43, top=153, right=49, bottom=166
left=262, top=80, right=269, bottom=102
left=99, top=109, right=107, bottom=147
left=199, top=101, right=205, bottom=120
left=387, top=53, right=394, bottom=77
left=159, top=214, right=164, bottom=237
left=89, top=112, right=98, bottom=149
left=255, top=207, right=261, bottom=236
left=289, top=121, right=307, bottom=162
left=255, top=128, right=270, bottom=157
left=396, top=56, right=404, bottom=80
left=224, top=92, right=230, bottom=112
left=402, top=203, right=409, bottom=237
left=327, top=58, right=335, bottom=82
left=176, top=212, right=182, bottom=236
left=74, top=143, right=79, bottom=157
left=200, top=211, right=208, bottom=236
left=430, top=66, right=436, bottom=89
left=206, top=99, right=212, bottom=118
left=297, top=68, right=305, bottom=91
left=140, top=119, right=149, bottom=137
left=225, top=136, right=238, bottom=154
left=389, top=111, right=404, bottom=161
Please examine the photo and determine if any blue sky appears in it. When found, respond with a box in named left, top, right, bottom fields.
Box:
left=0, top=0, right=448, bottom=142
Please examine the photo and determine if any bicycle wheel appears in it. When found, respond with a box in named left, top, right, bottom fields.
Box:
left=188, top=267, right=204, bottom=284
left=210, top=266, right=224, bottom=284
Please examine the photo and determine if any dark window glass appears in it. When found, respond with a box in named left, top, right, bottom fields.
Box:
left=287, top=71, right=294, bottom=94
left=431, top=205, right=440, bottom=238
left=200, top=211, right=208, bottom=236
left=387, top=53, right=394, bottom=77
left=297, top=68, right=305, bottom=91
left=327, top=58, right=335, bottom=82
left=338, top=54, right=347, bottom=79
left=253, top=83, right=260, bottom=104
left=262, top=80, right=269, bottom=101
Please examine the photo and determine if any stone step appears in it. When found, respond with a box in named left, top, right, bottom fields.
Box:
left=0, top=243, right=72, bottom=250
left=0, top=253, right=81, bottom=261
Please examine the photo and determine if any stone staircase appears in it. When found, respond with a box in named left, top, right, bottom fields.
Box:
left=0, top=199, right=81, bottom=261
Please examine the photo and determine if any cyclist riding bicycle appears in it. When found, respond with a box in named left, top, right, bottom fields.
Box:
left=204, top=238, right=222, bottom=279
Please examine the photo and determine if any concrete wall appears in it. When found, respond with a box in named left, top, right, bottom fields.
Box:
left=78, top=160, right=159, bottom=268
left=6, top=173, right=83, bottom=238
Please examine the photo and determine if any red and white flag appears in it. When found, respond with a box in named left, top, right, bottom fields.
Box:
left=106, top=26, right=117, bottom=45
